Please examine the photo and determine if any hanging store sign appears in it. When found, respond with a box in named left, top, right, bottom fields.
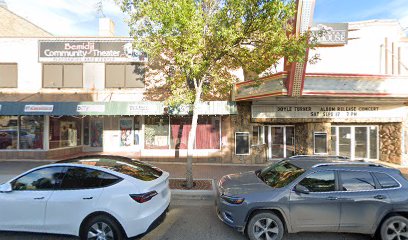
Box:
left=76, top=105, right=105, bottom=113
left=311, top=23, right=348, bottom=45
left=38, top=40, right=147, bottom=63
left=252, top=105, right=407, bottom=120
left=24, top=105, right=54, bottom=113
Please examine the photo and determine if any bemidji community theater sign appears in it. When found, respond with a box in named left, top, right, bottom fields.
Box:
left=38, top=40, right=147, bottom=63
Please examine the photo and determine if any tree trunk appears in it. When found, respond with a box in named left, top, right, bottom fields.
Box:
left=185, top=85, right=202, bottom=189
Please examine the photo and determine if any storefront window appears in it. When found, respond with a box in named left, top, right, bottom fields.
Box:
left=235, top=132, right=250, bottom=155
left=314, top=132, right=328, bottom=154
left=331, top=126, right=378, bottom=160
left=83, top=117, right=90, bottom=146
left=49, top=116, right=82, bottom=149
left=195, top=116, right=220, bottom=149
left=119, top=118, right=133, bottom=147
left=90, top=118, right=103, bottom=147
left=19, top=116, right=44, bottom=149
left=169, top=116, right=220, bottom=149
left=0, top=116, right=18, bottom=149
left=145, top=116, right=170, bottom=149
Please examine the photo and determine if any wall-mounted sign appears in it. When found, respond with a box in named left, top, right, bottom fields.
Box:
left=38, top=40, right=147, bottom=63
left=24, top=105, right=54, bottom=113
left=128, top=104, right=163, bottom=115
left=252, top=105, right=407, bottom=120
left=311, top=23, right=348, bottom=45
left=76, top=105, right=105, bottom=113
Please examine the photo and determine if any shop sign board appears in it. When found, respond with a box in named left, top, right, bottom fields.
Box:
left=24, top=105, right=54, bottom=113
left=311, top=23, right=348, bottom=45
left=252, top=105, right=407, bottom=119
left=38, top=40, right=147, bottom=63
left=128, top=104, right=163, bottom=115
left=76, top=105, right=105, bottom=113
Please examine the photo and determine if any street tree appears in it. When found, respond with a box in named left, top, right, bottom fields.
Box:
left=118, top=0, right=312, bottom=188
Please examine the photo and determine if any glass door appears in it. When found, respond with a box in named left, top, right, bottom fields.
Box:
left=271, top=127, right=284, bottom=158
left=267, top=126, right=295, bottom=160
left=338, top=127, right=351, bottom=158
left=355, top=127, right=368, bottom=159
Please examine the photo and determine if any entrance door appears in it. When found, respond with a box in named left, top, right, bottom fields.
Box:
left=267, top=126, right=295, bottom=160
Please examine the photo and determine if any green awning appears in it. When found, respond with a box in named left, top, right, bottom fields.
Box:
left=0, top=101, right=237, bottom=116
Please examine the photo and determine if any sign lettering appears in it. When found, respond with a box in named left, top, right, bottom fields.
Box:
left=24, top=105, right=54, bottom=113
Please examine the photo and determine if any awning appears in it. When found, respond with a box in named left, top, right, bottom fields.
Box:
left=0, top=101, right=237, bottom=116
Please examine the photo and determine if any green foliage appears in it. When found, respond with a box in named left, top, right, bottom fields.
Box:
left=118, top=0, right=312, bottom=103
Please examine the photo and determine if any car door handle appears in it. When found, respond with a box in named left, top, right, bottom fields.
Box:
left=326, top=196, right=338, bottom=201
left=34, top=197, right=44, bottom=200
left=83, top=197, right=93, bottom=200
left=374, top=195, right=386, bottom=200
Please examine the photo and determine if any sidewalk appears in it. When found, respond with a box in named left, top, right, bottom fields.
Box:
left=152, top=162, right=264, bottom=181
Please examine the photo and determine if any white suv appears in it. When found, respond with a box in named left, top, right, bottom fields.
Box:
left=0, top=155, right=171, bottom=240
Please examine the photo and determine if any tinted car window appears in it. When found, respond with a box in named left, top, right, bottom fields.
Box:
left=373, top=172, right=399, bottom=189
left=339, top=171, right=375, bottom=191
left=60, top=167, right=120, bottom=189
left=298, top=171, right=335, bottom=192
left=12, top=167, right=65, bottom=191
left=258, top=160, right=305, bottom=188
left=61, top=157, right=163, bottom=181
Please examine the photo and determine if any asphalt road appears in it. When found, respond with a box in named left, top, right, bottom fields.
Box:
left=0, top=160, right=374, bottom=240
left=0, top=200, right=373, bottom=240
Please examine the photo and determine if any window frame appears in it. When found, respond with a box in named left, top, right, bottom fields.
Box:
left=313, top=132, right=328, bottom=155
left=105, top=63, right=145, bottom=89
left=0, top=63, right=18, bottom=88
left=42, top=64, right=83, bottom=88
left=58, top=166, right=123, bottom=190
left=235, top=132, right=250, bottom=155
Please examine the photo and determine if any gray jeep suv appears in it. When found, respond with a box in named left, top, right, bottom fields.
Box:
left=216, top=157, right=408, bottom=240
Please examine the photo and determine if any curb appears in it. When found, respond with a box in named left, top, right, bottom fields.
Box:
left=170, top=179, right=216, bottom=200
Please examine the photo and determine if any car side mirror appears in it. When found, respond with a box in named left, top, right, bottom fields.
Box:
left=294, top=184, right=309, bottom=194
left=0, top=183, right=12, bottom=193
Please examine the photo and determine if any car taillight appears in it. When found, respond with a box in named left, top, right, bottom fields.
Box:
left=129, top=191, right=158, bottom=203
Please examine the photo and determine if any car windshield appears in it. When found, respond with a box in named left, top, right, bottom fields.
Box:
left=64, top=157, right=163, bottom=181
left=258, top=160, right=305, bottom=188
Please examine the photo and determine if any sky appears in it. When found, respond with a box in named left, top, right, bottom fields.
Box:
left=3, top=0, right=408, bottom=36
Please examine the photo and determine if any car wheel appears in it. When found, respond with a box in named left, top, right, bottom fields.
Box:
left=380, top=215, right=408, bottom=240
left=247, top=212, right=284, bottom=240
left=80, top=215, right=124, bottom=240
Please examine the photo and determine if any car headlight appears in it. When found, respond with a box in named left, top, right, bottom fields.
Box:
left=221, top=195, right=245, bottom=204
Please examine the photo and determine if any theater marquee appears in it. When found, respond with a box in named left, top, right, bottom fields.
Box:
left=252, top=105, right=407, bottom=120
left=38, top=40, right=147, bottom=63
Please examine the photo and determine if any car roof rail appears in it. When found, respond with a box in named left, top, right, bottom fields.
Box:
left=289, top=155, right=349, bottom=159
left=312, top=162, right=385, bottom=168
